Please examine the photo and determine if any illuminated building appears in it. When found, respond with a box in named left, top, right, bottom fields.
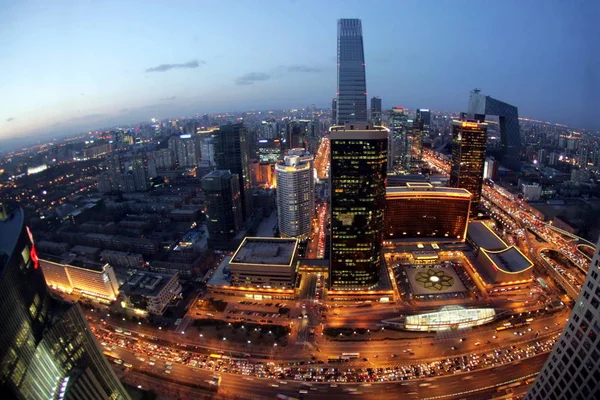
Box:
left=121, top=271, right=181, bottom=315
left=250, top=160, right=274, bottom=187
left=336, top=19, right=368, bottom=124
left=370, top=96, right=382, bottom=125
left=229, top=237, right=299, bottom=289
left=0, top=208, right=129, bottom=399
left=275, top=153, right=314, bottom=239
left=383, top=305, right=495, bottom=332
left=388, top=107, right=412, bottom=171
left=213, top=123, right=253, bottom=221
left=525, top=236, right=600, bottom=400
left=202, top=170, right=243, bottom=250
left=329, top=122, right=388, bottom=290
left=40, top=258, right=120, bottom=301
left=384, top=182, right=471, bottom=240
left=168, top=133, right=201, bottom=168
left=449, top=119, right=488, bottom=214
left=468, top=89, right=521, bottom=171
left=257, top=138, right=282, bottom=164
left=413, top=109, right=430, bottom=161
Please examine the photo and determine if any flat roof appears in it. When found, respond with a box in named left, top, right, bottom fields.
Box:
left=123, top=271, right=177, bottom=297
left=481, top=246, right=534, bottom=274
left=230, top=237, right=298, bottom=267
left=387, top=185, right=471, bottom=198
left=207, top=256, right=232, bottom=287
left=467, top=221, right=508, bottom=250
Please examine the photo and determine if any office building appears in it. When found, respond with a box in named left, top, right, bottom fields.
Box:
left=200, top=135, right=215, bottom=164
left=257, top=138, right=282, bottom=163
left=483, top=157, right=498, bottom=180
left=388, top=107, right=412, bottom=171
left=413, top=109, right=431, bottom=161
left=329, top=122, right=388, bottom=290
left=336, top=19, right=368, bottom=124
left=213, top=123, right=253, bottom=221
left=449, top=119, right=488, bottom=214
left=384, top=183, right=471, bottom=240
left=202, top=170, right=243, bottom=250
left=168, top=133, right=201, bottom=168
left=525, top=235, right=600, bottom=400
left=0, top=209, right=130, bottom=399
left=521, top=183, right=542, bottom=201
left=229, top=237, right=299, bottom=289
left=40, top=258, right=120, bottom=301
left=250, top=160, right=274, bottom=187
left=370, top=96, right=382, bottom=125
left=331, top=98, right=337, bottom=123
left=467, top=89, right=521, bottom=171
left=121, top=271, right=181, bottom=315
left=275, top=153, right=314, bottom=240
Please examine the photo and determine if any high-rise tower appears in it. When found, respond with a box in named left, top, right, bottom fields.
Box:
left=370, top=96, right=382, bottom=125
left=336, top=19, right=367, bottom=124
left=202, top=170, right=243, bottom=250
left=329, top=122, right=388, bottom=290
left=449, top=119, right=488, bottom=214
left=525, top=235, right=600, bottom=400
left=413, top=109, right=431, bottom=161
left=275, top=152, right=314, bottom=240
left=213, top=123, right=253, bottom=221
left=0, top=209, right=130, bottom=399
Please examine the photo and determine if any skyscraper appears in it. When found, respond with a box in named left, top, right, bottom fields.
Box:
left=370, top=96, right=382, bottom=125
left=388, top=107, right=412, bottom=171
left=413, top=109, right=431, bottom=161
left=275, top=153, right=314, bottom=240
left=329, top=122, right=388, bottom=290
left=525, top=235, right=600, bottom=400
left=331, top=98, right=337, bottom=123
left=336, top=19, right=367, bottom=124
left=202, top=170, right=243, bottom=250
left=213, top=123, right=253, bottom=221
left=168, top=133, right=202, bottom=168
left=449, top=119, right=488, bottom=214
left=0, top=208, right=130, bottom=399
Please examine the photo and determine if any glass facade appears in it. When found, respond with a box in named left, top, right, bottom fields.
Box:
left=449, top=120, right=488, bottom=214
left=202, top=170, right=243, bottom=250
left=0, top=209, right=129, bottom=399
left=384, top=186, right=471, bottom=240
left=468, top=90, right=521, bottom=171
left=329, top=123, right=388, bottom=290
left=403, top=306, right=495, bottom=332
left=275, top=155, right=314, bottom=239
left=388, top=107, right=412, bottom=171
left=336, top=19, right=367, bottom=124
left=412, top=109, right=431, bottom=161
left=213, top=123, right=253, bottom=221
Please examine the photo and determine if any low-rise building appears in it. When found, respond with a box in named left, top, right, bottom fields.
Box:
left=120, top=271, right=181, bottom=315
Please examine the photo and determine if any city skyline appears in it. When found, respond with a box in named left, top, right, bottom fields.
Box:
left=2, top=0, right=599, bottom=143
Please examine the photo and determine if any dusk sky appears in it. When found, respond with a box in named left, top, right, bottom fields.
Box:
left=1, top=0, right=599, bottom=142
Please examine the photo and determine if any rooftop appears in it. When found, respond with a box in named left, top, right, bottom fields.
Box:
left=123, top=271, right=177, bottom=297
left=480, top=246, right=534, bottom=274
left=467, top=221, right=508, bottom=251
left=387, top=184, right=471, bottom=197
left=230, top=237, right=298, bottom=266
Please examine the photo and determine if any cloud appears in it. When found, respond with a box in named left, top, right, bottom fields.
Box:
left=160, top=96, right=177, bottom=101
left=287, top=64, right=322, bottom=73
left=145, top=59, right=204, bottom=73
left=6, top=117, right=15, bottom=122
left=234, top=72, right=271, bottom=85
left=119, top=108, right=129, bottom=113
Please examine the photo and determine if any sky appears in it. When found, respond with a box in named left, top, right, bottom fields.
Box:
left=1, top=0, right=599, bottom=143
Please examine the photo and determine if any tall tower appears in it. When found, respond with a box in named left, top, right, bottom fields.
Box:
left=336, top=19, right=368, bottom=124
left=388, top=107, right=412, bottom=171
left=329, top=122, right=388, bottom=290
left=0, top=209, right=130, bottom=399
left=370, top=96, right=382, bottom=125
left=413, top=108, right=431, bottom=161
left=525, top=235, right=600, bottom=400
left=331, top=98, right=338, bottom=123
left=449, top=119, right=488, bottom=214
left=213, top=123, right=253, bottom=221
left=275, top=153, right=314, bottom=240
left=202, top=170, right=243, bottom=250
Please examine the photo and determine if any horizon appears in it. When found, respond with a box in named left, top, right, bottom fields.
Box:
left=2, top=0, right=599, bottom=142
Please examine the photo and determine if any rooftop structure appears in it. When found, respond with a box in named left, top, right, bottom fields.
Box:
left=121, top=271, right=181, bottom=315
left=467, top=221, right=508, bottom=252
left=384, top=305, right=496, bottom=332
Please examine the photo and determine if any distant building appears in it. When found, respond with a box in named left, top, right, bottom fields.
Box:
left=168, top=133, right=201, bottom=168
left=571, top=168, right=591, bottom=183
left=275, top=153, right=314, bottom=240
left=525, top=236, right=600, bottom=400
left=228, top=237, right=299, bottom=289
left=257, top=138, right=282, bottom=164
left=336, top=19, right=367, bottom=124
left=213, top=123, right=253, bottom=221
left=40, top=258, right=120, bottom=301
left=370, top=96, right=382, bottom=125
left=0, top=209, right=130, bottom=399
left=449, top=119, right=488, bottom=214
left=413, top=109, right=431, bottom=161
left=521, top=183, right=542, bottom=201
left=483, top=157, right=499, bottom=180
left=202, top=170, right=243, bottom=250
left=331, top=97, right=337, bottom=122
left=121, top=271, right=181, bottom=315
left=384, top=183, right=471, bottom=240
left=330, top=122, right=388, bottom=290
left=251, top=160, right=274, bottom=187
left=388, top=107, right=412, bottom=171
left=100, top=249, right=144, bottom=269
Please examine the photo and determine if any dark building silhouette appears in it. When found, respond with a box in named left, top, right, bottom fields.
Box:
left=449, top=119, right=488, bottom=215
left=336, top=19, right=367, bottom=124
left=213, top=123, right=253, bottom=221
left=202, top=170, right=243, bottom=250
left=370, top=96, right=382, bottom=125
left=329, top=123, right=387, bottom=290
left=413, top=108, right=431, bottom=161
left=0, top=208, right=130, bottom=399
left=467, top=89, right=521, bottom=171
